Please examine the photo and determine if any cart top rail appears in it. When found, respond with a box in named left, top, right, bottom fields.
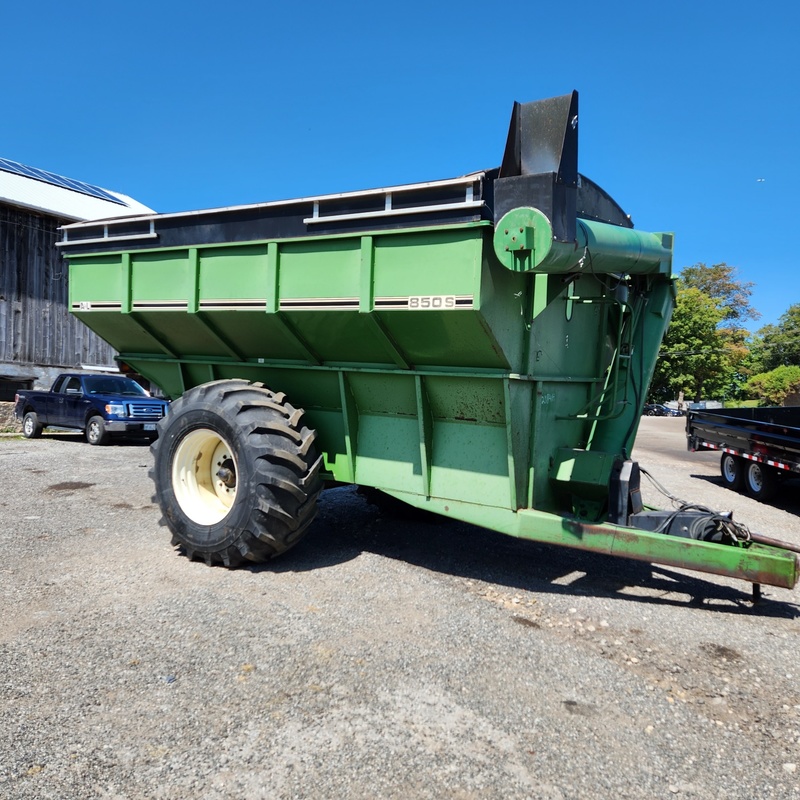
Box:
left=57, top=91, right=634, bottom=258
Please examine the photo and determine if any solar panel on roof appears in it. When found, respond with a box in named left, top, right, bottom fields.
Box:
left=0, top=157, right=126, bottom=206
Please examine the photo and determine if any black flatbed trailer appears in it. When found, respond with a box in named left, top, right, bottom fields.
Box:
left=687, top=406, right=800, bottom=502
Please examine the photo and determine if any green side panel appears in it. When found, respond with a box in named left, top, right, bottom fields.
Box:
left=279, top=239, right=361, bottom=300
left=354, top=415, right=423, bottom=491
left=372, top=229, right=480, bottom=297
left=528, top=275, right=607, bottom=380
left=424, top=375, right=505, bottom=424
left=70, top=255, right=168, bottom=355
left=195, top=313, right=313, bottom=361
left=551, top=448, right=617, bottom=501
left=476, top=251, right=528, bottom=374
left=131, top=251, right=190, bottom=301
left=256, top=367, right=344, bottom=409
left=68, top=256, right=124, bottom=303
left=368, top=228, right=511, bottom=368
left=127, top=252, right=224, bottom=358
left=347, top=373, right=420, bottom=488
left=429, top=421, right=511, bottom=507
left=131, top=313, right=234, bottom=358
left=376, top=310, right=510, bottom=369
left=347, top=372, right=417, bottom=415
left=198, top=245, right=270, bottom=299
left=196, top=245, right=314, bottom=362
left=530, top=381, right=593, bottom=513
left=72, top=312, right=166, bottom=355
left=282, top=311, right=399, bottom=364
left=414, top=373, right=513, bottom=507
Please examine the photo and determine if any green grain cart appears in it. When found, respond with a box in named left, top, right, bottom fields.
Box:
left=59, top=92, right=798, bottom=593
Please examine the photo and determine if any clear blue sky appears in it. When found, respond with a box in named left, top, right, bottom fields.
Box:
left=3, top=0, right=797, bottom=328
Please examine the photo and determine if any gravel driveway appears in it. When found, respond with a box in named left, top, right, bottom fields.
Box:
left=1, top=418, right=798, bottom=799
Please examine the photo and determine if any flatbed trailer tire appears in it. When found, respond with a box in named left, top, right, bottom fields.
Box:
left=743, top=461, right=779, bottom=502
left=150, top=380, right=322, bottom=566
left=720, top=453, right=744, bottom=492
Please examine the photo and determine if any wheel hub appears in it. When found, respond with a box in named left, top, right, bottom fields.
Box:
left=172, top=429, right=238, bottom=525
left=216, top=458, right=236, bottom=488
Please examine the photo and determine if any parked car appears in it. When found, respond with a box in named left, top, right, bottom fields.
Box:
left=643, top=403, right=682, bottom=417
left=14, top=373, right=169, bottom=445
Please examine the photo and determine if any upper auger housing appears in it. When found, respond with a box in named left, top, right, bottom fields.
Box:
left=492, top=91, right=672, bottom=276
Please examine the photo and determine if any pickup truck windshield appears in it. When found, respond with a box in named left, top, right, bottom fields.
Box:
left=83, top=376, right=149, bottom=396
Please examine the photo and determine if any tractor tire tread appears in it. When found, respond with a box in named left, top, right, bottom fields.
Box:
left=151, top=380, right=322, bottom=567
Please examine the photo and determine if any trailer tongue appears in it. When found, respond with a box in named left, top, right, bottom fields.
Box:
left=59, top=91, right=798, bottom=593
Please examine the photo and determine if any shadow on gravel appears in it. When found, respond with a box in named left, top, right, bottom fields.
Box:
left=689, top=473, right=800, bottom=515
left=258, top=487, right=800, bottom=619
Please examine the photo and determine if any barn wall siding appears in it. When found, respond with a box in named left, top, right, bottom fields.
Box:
left=0, top=204, right=116, bottom=378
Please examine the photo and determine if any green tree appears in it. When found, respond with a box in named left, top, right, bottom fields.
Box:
left=650, top=287, right=730, bottom=401
left=749, top=303, right=800, bottom=372
left=715, top=325, right=752, bottom=400
left=744, top=365, right=800, bottom=406
left=680, top=262, right=760, bottom=329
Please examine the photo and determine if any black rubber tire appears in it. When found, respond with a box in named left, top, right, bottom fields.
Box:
left=150, top=379, right=323, bottom=567
left=743, top=461, right=779, bottom=502
left=86, top=415, right=109, bottom=446
left=719, top=453, right=744, bottom=492
left=22, top=411, right=43, bottom=439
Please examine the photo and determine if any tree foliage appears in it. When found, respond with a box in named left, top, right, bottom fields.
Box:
left=744, top=365, right=800, bottom=406
left=680, top=263, right=759, bottom=328
left=649, top=263, right=797, bottom=405
left=749, top=303, right=800, bottom=373
left=650, top=287, right=729, bottom=401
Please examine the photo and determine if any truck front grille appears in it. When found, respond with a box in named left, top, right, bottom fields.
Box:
left=127, top=403, right=164, bottom=419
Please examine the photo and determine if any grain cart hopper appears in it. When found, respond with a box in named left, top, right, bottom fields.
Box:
left=59, top=92, right=798, bottom=593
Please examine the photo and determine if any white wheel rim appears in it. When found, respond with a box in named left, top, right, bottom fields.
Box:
left=24, top=418, right=32, bottom=435
left=749, top=465, right=763, bottom=491
left=172, top=428, right=238, bottom=525
left=723, top=457, right=736, bottom=482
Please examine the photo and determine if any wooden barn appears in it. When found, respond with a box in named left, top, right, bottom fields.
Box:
left=0, top=159, right=153, bottom=398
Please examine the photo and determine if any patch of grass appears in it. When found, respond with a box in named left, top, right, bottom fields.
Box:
left=723, top=399, right=760, bottom=409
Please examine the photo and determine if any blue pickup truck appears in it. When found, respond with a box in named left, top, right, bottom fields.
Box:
left=14, top=373, right=169, bottom=445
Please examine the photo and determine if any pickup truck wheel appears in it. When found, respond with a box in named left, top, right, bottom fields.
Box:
left=150, top=379, right=322, bottom=567
left=719, top=453, right=744, bottom=492
left=744, top=461, right=778, bottom=502
left=22, top=411, right=43, bottom=439
left=86, top=415, right=109, bottom=446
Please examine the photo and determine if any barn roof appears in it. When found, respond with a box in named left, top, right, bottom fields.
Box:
left=0, top=157, right=154, bottom=221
